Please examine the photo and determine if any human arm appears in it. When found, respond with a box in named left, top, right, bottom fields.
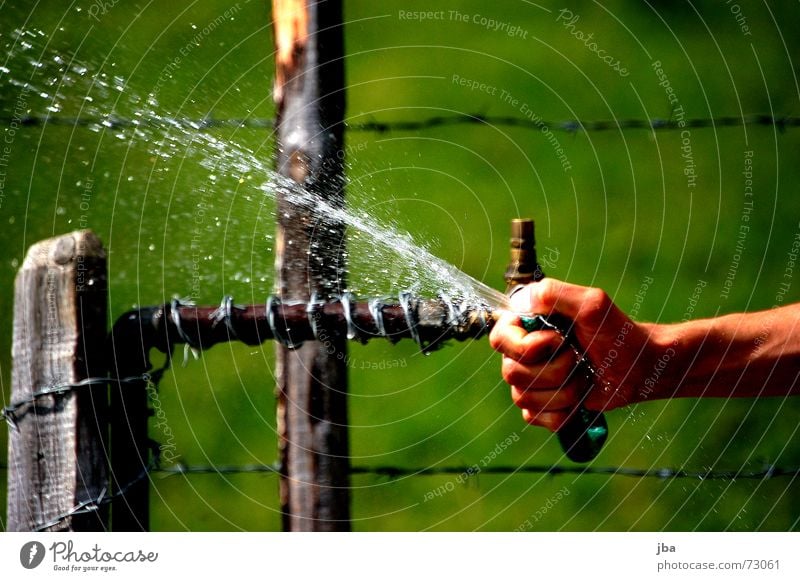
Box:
left=489, top=278, right=800, bottom=431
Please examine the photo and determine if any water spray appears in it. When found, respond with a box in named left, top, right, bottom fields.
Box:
left=113, top=219, right=607, bottom=462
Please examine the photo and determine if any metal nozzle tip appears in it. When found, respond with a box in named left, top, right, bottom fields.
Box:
left=510, top=218, right=534, bottom=243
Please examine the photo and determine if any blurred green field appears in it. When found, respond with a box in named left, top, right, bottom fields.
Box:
left=1, top=0, right=799, bottom=531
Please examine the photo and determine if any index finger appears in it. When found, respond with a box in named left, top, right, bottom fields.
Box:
left=490, top=311, right=564, bottom=363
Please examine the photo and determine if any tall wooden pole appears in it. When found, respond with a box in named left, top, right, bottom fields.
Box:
left=272, top=0, right=350, bottom=530
left=107, top=315, right=151, bottom=531
left=7, top=231, right=109, bottom=531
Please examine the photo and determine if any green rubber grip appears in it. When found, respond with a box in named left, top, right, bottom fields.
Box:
left=520, top=315, right=608, bottom=462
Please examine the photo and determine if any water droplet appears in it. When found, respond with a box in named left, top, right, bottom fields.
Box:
left=148, top=244, right=156, bottom=251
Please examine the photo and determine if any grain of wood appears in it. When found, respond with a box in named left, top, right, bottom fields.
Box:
left=272, top=0, right=351, bottom=531
left=7, top=230, right=108, bottom=531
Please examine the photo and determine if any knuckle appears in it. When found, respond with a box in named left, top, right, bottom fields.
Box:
left=546, top=410, right=571, bottom=431
left=510, top=386, right=527, bottom=408
left=501, top=359, right=518, bottom=385
left=554, top=354, right=578, bottom=385
left=579, top=287, right=612, bottom=324
left=521, top=408, right=538, bottom=425
left=559, top=382, right=579, bottom=404
left=489, top=328, right=502, bottom=351
left=534, top=278, right=558, bottom=311
left=524, top=409, right=559, bottom=432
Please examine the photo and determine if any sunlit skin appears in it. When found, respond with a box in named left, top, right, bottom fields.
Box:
left=489, top=278, right=800, bottom=432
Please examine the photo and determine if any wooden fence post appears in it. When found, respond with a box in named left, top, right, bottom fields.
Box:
left=107, top=316, right=151, bottom=532
left=272, top=0, right=351, bottom=530
left=6, top=230, right=109, bottom=531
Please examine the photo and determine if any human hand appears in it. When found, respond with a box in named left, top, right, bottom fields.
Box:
left=490, top=279, right=664, bottom=431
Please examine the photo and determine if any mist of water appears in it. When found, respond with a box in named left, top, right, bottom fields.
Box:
left=1, top=26, right=512, bottom=314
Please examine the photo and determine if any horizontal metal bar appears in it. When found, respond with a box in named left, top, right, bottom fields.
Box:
left=110, top=295, right=501, bottom=360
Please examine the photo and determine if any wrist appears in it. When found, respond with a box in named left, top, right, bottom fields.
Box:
left=628, top=322, right=683, bottom=404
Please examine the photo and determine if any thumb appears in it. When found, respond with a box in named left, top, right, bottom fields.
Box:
left=509, top=284, right=533, bottom=314
left=525, top=278, right=592, bottom=321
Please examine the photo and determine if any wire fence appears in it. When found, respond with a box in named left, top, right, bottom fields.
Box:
left=2, top=110, right=799, bottom=529
left=2, top=113, right=800, bottom=133
left=3, top=457, right=798, bottom=531
left=2, top=461, right=799, bottom=480
left=2, top=368, right=799, bottom=496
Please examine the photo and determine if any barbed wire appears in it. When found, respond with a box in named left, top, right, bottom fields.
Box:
left=1, top=113, right=799, bottom=133
left=2, top=461, right=797, bottom=482
left=160, top=462, right=800, bottom=480
left=355, top=464, right=800, bottom=480
left=1, top=373, right=158, bottom=429
left=2, top=371, right=165, bottom=530
left=2, top=456, right=796, bottom=529
left=30, top=463, right=153, bottom=532
left=351, top=113, right=800, bottom=133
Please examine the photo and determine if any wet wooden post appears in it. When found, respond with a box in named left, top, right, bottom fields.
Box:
left=272, top=0, right=351, bottom=530
left=6, top=230, right=109, bottom=531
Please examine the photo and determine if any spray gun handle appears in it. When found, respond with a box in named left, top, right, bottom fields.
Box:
left=506, top=218, right=608, bottom=462
left=518, top=314, right=608, bottom=462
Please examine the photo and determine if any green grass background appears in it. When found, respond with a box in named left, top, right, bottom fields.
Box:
left=1, top=0, right=799, bottom=531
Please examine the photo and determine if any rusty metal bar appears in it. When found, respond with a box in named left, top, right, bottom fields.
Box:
left=109, top=296, right=497, bottom=357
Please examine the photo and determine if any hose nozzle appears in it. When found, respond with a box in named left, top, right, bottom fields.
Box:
left=505, top=218, right=608, bottom=463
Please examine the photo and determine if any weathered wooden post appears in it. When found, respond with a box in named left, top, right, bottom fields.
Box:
left=6, top=230, right=109, bottom=531
left=272, top=0, right=350, bottom=530
left=107, top=313, right=152, bottom=531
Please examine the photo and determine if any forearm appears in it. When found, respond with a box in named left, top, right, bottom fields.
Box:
left=643, top=304, right=800, bottom=401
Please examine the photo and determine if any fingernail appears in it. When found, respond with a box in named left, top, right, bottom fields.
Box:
left=510, top=285, right=532, bottom=313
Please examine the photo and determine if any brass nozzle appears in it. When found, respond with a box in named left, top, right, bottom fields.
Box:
left=504, top=218, right=542, bottom=291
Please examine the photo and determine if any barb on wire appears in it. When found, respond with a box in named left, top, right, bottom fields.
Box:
left=1, top=113, right=798, bottom=133
left=158, top=462, right=282, bottom=476
left=1, top=374, right=156, bottom=429
left=32, top=463, right=154, bottom=532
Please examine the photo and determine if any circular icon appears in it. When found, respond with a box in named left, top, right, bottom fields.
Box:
left=20, top=541, right=46, bottom=569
